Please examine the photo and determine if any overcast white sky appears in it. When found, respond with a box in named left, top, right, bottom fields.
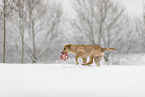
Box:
left=61, top=0, right=144, bottom=17
left=115, top=0, right=143, bottom=16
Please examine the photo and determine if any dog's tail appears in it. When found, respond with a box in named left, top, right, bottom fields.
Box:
left=103, top=48, right=116, bottom=52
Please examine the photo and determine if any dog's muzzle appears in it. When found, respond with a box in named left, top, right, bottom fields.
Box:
left=61, top=52, right=67, bottom=54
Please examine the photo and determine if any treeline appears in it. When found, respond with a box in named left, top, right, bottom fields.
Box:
left=0, top=0, right=144, bottom=64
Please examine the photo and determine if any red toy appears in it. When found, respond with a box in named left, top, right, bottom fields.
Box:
left=60, top=53, right=69, bottom=61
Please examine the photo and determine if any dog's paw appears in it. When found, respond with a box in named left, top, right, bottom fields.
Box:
left=81, top=63, right=91, bottom=66
left=81, top=63, right=86, bottom=65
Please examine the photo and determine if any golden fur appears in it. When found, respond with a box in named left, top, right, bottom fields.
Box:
left=61, top=44, right=116, bottom=66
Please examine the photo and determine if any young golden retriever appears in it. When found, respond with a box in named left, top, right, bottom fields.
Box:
left=61, top=44, right=116, bottom=66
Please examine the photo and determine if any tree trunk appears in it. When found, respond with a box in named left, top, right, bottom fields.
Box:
left=21, top=34, right=24, bottom=63
left=104, top=30, right=111, bottom=64
left=98, top=22, right=102, bottom=46
left=32, top=20, right=36, bottom=63
left=3, top=0, right=6, bottom=63
left=21, top=1, right=24, bottom=63
left=104, top=52, right=109, bottom=63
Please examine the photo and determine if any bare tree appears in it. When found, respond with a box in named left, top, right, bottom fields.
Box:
left=72, top=0, right=125, bottom=63
left=0, top=8, right=2, bottom=61
left=12, top=0, right=27, bottom=63
left=0, top=0, right=16, bottom=63
left=20, top=0, right=64, bottom=63
left=136, top=2, right=145, bottom=52
left=0, top=0, right=64, bottom=63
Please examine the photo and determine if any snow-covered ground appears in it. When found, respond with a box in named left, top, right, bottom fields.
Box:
left=0, top=64, right=145, bottom=97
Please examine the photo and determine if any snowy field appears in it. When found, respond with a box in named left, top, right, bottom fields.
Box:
left=0, top=64, right=145, bottom=97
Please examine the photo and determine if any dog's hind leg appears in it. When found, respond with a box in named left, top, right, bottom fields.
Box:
left=82, top=58, right=87, bottom=63
left=94, top=56, right=103, bottom=67
left=82, top=56, right=93, bottom=65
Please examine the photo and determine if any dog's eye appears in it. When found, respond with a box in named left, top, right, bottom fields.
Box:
left=64, top=48, right=66, bottom=50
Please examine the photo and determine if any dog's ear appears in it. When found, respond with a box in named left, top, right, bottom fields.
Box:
left=65, top=44, right=72, bottom=49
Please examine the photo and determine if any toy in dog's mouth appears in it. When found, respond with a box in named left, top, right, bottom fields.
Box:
left=60, top=53, right=69, bottom=61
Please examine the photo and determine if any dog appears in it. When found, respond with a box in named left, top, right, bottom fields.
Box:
left=61, top=44, right=116, bottom=66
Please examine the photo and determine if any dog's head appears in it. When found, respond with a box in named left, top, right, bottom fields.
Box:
left=61, top=44, right=72, bottom=54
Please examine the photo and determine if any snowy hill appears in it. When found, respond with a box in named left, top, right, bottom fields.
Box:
left=0, top=64, right=145, bottom=97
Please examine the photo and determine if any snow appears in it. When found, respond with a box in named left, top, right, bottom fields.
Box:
left=0, top=64, right=145, bottom=97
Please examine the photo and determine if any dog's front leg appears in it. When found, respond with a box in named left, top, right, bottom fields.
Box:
left=75, top=52, right=85, bottom=65
left=82, top=56, right=93, bottom=65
